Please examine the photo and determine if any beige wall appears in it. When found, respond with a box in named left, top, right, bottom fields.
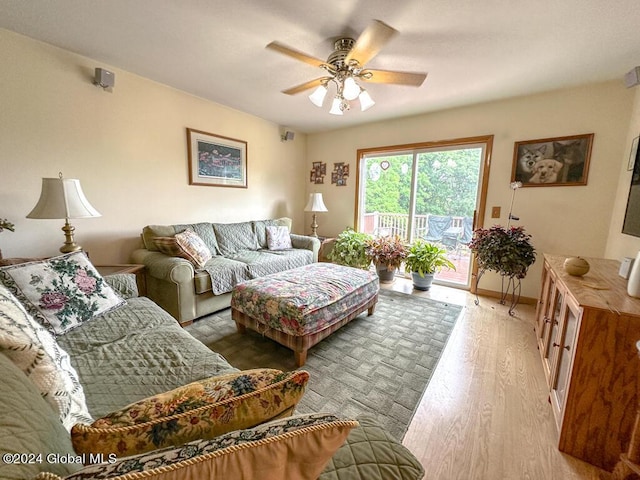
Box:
left=605, top=87, right=640, bottom=260
left=0, top=29, right=307, bottom=264
left=2, top=27, right=637, bottom=300
left=306, top=82, right=635, bottom=298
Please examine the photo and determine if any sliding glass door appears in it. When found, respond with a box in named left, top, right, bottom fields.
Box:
left=357, top=137, right=492, bottom=288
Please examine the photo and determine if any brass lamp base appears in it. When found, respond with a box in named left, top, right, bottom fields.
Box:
left=309, top=213, right=319, bottom=238
left=59, top=219, right=83, bottom=253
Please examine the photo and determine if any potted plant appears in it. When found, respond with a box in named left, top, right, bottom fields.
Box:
left=405, top=239, right=455, bottom=291
left=0, top=218, right=15, bottom=260
left=327, top=228, right=372, bottom=269
left=468, top=225, right=536, bottom=314
left=365, top=234, right=407, bottom=283
left=468, top=225, right=536, bottom=279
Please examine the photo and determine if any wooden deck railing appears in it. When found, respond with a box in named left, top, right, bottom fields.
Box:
left=362, top=212, right=464, bottom=240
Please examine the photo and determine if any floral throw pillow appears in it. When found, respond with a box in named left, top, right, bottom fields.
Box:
left=0, top=284, right=93, bottom=430
left=266, top=225, right=292, bottom=250
left=170, top=229, right=212, bottom=268
left=0, top=252, right=125, bottom=335
left=71, top=368, right=310, bottom=458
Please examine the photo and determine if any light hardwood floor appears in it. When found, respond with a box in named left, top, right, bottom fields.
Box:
left=383, top=279, right=607, bottom=480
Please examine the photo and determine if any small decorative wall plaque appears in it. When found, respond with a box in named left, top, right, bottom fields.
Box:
left=331, top=162, right=349, bottom=186
left=310, top=162, right=326, bottom=184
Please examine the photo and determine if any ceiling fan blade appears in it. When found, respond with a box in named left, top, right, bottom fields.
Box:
left=266, top=41, right=326, bottom=68
left=345, top=20, right=398, bottom=66
left=282, top=77, right=331, bottom=95
left=363, top=69, right=427, bottom=87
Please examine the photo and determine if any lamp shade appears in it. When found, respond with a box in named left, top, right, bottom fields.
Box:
left=304, top=193, right=328, bottom=213
left=309, top=84, right=328, bottom=107
left=27, top=177, right=101, bottom=219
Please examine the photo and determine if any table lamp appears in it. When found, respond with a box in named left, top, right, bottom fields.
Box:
left=27, top=172, right=101, bottom=253
left=304, top=193, right=328, bottom=238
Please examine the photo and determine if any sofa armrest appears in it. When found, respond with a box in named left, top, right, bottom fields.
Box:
left=131, top=249, right=194, bottom=283
left=290, top=234, right=321, bottom=262
left=103, top=273, right=139, bottom=299
left=131, top=249, right=197, bottom=323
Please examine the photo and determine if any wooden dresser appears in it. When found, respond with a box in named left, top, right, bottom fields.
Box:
left=535, top=254, right=640, bottom=471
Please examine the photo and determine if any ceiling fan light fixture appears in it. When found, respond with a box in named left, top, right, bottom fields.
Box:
left=343, top=76, right=360, bottom=101
left=359, top=89, right=375, bottom=111
left=329, top=96, right=344, bottom=115
left=308, top=84, right=328, bottom=107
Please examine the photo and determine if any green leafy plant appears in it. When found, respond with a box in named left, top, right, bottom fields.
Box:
left=0, top=219, right=15, bottom=233
left=327, top=228, right=372, bottom=269
left=365, top=235, right=407, bottom=270
left=405, top=240, right=455, bottom=277
left=468, top=225, right=536, bottom=279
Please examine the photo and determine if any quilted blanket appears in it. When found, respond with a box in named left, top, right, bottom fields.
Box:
left=57, top=297, right=237, bottom=418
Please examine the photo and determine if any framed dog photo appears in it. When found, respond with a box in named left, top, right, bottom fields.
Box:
left=187, top=128, right=248, bottom=188
left=511, top=133, right=594, bottom=187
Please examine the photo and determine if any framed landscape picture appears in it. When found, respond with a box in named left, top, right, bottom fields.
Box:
left=187, top=128, right=247, bottom=188
left=511, top=133, right=594, bottom=187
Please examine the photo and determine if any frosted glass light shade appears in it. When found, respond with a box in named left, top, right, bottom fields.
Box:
left=308, top=85, right=328, bottom=107
left=27, top=177, right=101, bottom=219
left=329, top=96, right=343, bottom=115
left=343, top=76, right=360, bottom=100
left=359, top=89, right=375, bottom=111
left=304, top=193, right=328, bottom=213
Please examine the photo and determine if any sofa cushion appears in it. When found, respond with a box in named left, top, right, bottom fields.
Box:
left=230, top=249, right=314, bottom=278
left=0, top=353, right=82, bottom=480
left=141, top=224, right=177, bottom=251
left=57, top=296, right=238, bottom=419
left=0, top=252, right=125, bottom=335
left=319, top=415, right=425, bottom=480
left=71, top=368, right=310, bottom=458
left=0, top=284, right=93, bottom=431
left=44, top=414, right=357, bottom=480
left=266, top=225, right=293, bottom=250
left=213, top=221, right=259, bottom=255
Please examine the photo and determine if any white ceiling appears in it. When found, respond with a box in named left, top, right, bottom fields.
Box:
left=1, top=0, right=639, bottom=133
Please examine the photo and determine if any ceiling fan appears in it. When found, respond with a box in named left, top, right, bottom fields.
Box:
left=266, top=20, right=427, bottom=115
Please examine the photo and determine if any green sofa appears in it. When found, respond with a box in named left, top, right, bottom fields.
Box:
left=0, top=263, right=425, bottom=480
left=131, top=218, right=320, bottom=325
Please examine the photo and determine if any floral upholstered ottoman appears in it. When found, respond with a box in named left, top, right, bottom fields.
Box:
left=231, top=263, right=379, bottom=366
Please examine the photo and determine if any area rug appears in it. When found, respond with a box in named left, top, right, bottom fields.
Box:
left=185, top=289, right=463, bottom=440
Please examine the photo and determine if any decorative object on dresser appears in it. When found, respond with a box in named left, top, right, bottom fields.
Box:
left=563, top=256, right=590, bottom=276
left=534, top=254, right=640, bottom=471
left=304, top=192, right=328, bottom=237
left=26, top=172, right=101, bottom=253
left=628, top=251, right=640, bottom=298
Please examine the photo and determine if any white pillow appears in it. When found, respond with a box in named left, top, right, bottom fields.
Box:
left=0, top=284, right=93, bottom=430
left=266, top=225, right=293, bottom=250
